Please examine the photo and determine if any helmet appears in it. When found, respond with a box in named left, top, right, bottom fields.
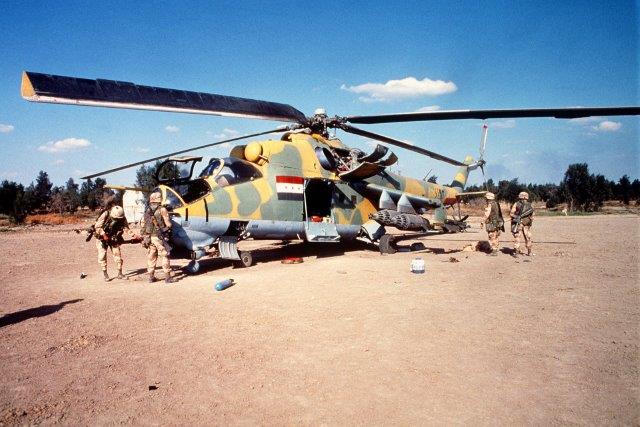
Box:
left=149, top=192, right=162, bottom=203
left=109, top=205, right=125, bottom=219
left=518, top=191, right=529, bottom=200
left=485, top=192, right=495, bottom=200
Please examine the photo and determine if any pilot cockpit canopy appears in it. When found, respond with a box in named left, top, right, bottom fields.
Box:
left=200, top=157, right=262, bottom=187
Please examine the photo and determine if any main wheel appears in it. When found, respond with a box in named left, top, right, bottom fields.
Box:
left=234, top=251, right=253, bottom=268
left=378, top=234, right=397, bottom=254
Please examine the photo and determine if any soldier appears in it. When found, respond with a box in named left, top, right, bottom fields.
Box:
left=94, top=205, right=132, bottom=281
left=480, top=192, right=504, bottom=256
left=510, top=191, right=534, bottom=257
left=140, top=192, right=176, bottom=283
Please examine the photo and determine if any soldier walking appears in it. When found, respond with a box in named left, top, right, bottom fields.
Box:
left=481, top=192, right=504, bottom=256
left=94, top=205, right=132, bottom=281
left=141, top=192, right=176, bottom=283
left=510, top=191, right=534, bottom=257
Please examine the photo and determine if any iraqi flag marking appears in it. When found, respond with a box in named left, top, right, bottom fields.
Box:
left=276, top=176, right=304, bottom=200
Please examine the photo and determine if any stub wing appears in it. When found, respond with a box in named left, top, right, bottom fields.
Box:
left=364, top=183, right=443, bottom=213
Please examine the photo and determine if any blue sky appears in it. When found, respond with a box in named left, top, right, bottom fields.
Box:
left=0, top=0, right=638, bottom=188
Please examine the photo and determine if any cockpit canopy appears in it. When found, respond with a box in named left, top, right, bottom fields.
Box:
left=199, top=157, right=262, bottom=187
left=157, top=157, right=263, bottom=209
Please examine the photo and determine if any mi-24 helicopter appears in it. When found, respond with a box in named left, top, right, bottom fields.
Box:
left=21, top=71, right=640, bottom=271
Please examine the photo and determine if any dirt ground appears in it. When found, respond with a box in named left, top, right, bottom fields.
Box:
left=0, top=215, right=638, bottom=425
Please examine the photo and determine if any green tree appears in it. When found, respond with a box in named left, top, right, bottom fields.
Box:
left=34, top=170, right=53, bottom=210
left=618, top=175, right=631, bottom=205
left=591, top=174, right=611, bottom=211
left=64, top=178, right=81, bottom=212
left=562, top=163, right=592, bottom=211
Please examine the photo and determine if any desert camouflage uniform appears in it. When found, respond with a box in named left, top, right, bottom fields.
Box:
left=483, top=200, right=503, bottom=252
left=141, top=204, right=172, bottom=276
left=94, top=210, right=128, bottom=271
left=510, top=200, right=534, bottom=254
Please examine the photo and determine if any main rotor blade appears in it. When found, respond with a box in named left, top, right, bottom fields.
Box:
left=339, top=124, right=466, bottom=167
left=344, top=106, right=640, bottom=124
left=81, top=126, right=291, bottom=179
left=21, top=71, right=308, bottom=124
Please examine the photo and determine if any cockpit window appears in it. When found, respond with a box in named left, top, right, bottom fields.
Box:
left=213, top=158, right=262, bottom=187
left=164, top=188, right=184, bottom=209
left=199, top=158, right=222, bottom=177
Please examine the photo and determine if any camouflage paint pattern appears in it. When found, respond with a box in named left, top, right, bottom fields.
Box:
left=159, top=133, right=474, bottom=251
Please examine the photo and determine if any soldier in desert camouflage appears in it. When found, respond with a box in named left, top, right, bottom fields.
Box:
left=94, top=205, right=133, bottom=282
left=481, top=192, right=504, bottom=256
left=510, top=191, right=534, bottom=257
left=141, top=191, right=176, bottom=283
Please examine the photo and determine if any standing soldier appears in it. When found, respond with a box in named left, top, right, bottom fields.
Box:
left=481, top=192, right=504, bottom=256
left=141, top=191, right=176, bottom=283
left=94, top=205, right=131, bottom=281
left=510, top=191, right=534, bottom=257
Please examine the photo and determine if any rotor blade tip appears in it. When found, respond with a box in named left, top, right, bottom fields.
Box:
left=20, top=71, right=36, bottom=99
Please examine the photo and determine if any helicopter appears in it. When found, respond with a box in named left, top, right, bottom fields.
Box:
left=20, top=71, right=640, bottom=272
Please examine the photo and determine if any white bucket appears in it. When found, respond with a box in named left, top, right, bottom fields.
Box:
left=410, top=257, right=425, bottom=274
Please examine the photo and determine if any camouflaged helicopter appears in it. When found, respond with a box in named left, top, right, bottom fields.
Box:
left=21, top=71, right=640, bottom=271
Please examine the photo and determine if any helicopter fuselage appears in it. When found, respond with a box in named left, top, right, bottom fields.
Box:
left=154, top=132, right=470, bottom=262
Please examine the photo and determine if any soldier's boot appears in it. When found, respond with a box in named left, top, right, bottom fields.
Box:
left=116, top=269, right=127, bottom=280
left=102, top=270, right=110, bottom=282
left=165, top=275, right=177, bottom=284
left=512, top=251, right=519, bottom=258
left=148, top=273, right=156, bottom=283
left=527, top=248, right=534, bottom=256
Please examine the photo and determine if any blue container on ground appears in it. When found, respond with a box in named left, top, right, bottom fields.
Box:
left=215, top=279, right=235, bottom=291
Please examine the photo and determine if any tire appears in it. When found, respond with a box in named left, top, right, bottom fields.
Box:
left=185, top=260, right=200, bottom=274
left=235, top=251, right=253, bottom=268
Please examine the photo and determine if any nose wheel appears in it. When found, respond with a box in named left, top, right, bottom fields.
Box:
left=186, top=260, right=200, bottom=274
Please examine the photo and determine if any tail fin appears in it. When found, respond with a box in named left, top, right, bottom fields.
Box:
left=450, top=155, right=474, bottom=190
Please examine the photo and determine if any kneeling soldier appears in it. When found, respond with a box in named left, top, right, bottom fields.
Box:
left=141, top=192, right=176, bottom=283
left=510, top=191, right=534, bottom=257
left=94, top=205, right=131, bottom=281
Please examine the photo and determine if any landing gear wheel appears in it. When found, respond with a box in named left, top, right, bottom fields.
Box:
left=378, top=234, right=397, bottom=254
left=234, top=251, right=253, bottom=268
left=186, top=260, right=200, bottom=274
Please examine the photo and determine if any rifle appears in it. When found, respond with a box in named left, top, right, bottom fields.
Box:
left=511, top=205, right=533, bottom=234
left=73, top=225, right=96, bottom=242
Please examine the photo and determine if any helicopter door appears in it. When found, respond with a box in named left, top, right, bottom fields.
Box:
left=303, top=179, right=340, bottom=242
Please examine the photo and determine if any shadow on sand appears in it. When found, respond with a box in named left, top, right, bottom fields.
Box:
left=0, top=299, right=83, bottom=328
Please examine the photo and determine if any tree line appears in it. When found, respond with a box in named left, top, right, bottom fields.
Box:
left=0, top=162, right=638, bottom=223
left=465, top=163, right=639, bottom=211
left=0, top=161, right=178, bottom=222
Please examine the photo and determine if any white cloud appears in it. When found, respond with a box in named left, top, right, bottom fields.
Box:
left=490, top=120, right=516, bottom=129
left=135, top=147, right=150, bottom=153
left=52, top=159, right=65, bottom=165
left=415, top=105, right=441, bottom=112
left=212, top=128, right=240, bottom=140
left=341, top=76, right=457, bottom=102
left=37, top=137, right=91, bottom=153
left=0, top=123, right=14, bottom=133
left=592, top=120, right=622, bottom=132
left=165, top=125, right=180, bottom=133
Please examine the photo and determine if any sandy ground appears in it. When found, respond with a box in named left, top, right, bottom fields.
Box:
left=0, top=215, right=638, bottom=425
